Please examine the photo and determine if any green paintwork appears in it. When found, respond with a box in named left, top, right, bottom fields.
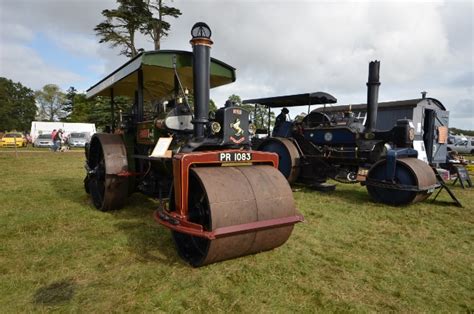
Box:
left=142, top=53, right=192, bottom=69
left=87, top=50, right=236, bottom=100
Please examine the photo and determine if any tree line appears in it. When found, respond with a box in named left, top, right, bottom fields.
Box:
left=0, top=78, right=128, bottom=132
left=0, top=76, right=275, bottom=133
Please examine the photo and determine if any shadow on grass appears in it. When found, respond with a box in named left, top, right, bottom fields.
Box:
left=33, top=279, right=76, bottom=305
left=319, top=185, right=462, bottom=210
left=297, top=184, right=372, bottom=204
left=430, top=199, right=463, bottom=208
left=48, top=177, right=182, bottom=266
left=47, top=177, right=87, bottom=206
left=110, top=195, right=182, bottom=266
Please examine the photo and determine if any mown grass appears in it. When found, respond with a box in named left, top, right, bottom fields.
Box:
left=0, top=150, right=472, bottom=312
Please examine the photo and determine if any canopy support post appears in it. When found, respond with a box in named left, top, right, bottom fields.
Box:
left=137, top=69, right=144, bottom=122
left=110, top=88, right=115, bottom=133
left=254, top=105, right=257, bottom=125
left=267, top=106, right=271, bottom=137
left=174, top=73, right=179, bottom=99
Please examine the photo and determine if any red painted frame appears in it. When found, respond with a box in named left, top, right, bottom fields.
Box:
left=154, top=149, right=304, bottom=239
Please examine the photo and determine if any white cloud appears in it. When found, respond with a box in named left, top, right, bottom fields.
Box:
left=0, top=43, right=84, bottom=89
left=0, top=23, right=34, bottom=43
left=46, top=32, right=101, bottom=59
left=0, top=0, right=472, bottom=128
left=166, top=0, right=472, bottom=128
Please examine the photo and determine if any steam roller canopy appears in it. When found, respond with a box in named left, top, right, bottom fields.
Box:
left=172, top=165, right=296, bottom=267
left=366, top=158, right=437, bottom=205
left=258, top=138, right=300, bottom=183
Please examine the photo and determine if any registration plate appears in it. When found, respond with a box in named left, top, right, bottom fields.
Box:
left=218, top=152, right=252, bottom=162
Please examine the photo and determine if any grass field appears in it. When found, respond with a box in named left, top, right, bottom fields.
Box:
left=0, top=149, right=473, bottom=312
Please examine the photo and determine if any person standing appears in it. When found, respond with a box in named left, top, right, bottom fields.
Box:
left=51, top=129, right=57, bottom=151
left=52, top=129, right=63, bottom=152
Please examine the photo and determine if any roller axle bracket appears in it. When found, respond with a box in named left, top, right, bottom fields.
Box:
left=155, top=210, right=304, bottom=240
left=365, top=178, right=439, bottom=192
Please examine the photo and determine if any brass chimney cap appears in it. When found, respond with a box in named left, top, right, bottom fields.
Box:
left=190, top=22, right=213, bottom=46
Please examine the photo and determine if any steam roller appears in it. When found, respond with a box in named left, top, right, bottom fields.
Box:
left=171, top=165, right=296, bottom=266
left=247, top=61, right=440, bottom=206
left=83, top=22, right=303, bottom=267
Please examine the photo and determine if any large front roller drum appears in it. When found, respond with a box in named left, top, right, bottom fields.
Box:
left=86, top=134, right=129, bottom=211
left=258, top=137, right=300, bottom=183
left=366, top=158, right=437, bottom=205
left=173, top=165, right=296, bottom=267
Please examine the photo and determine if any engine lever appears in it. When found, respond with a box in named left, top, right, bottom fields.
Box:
left=172, top=55, right=194, bottom=117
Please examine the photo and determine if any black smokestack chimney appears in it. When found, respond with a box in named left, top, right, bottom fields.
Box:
left=365, top=61, right=381, bottom=133
left=190, top=22, right=213, bottom=139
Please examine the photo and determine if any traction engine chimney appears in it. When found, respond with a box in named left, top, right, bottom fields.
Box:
left=190, top=22, right=213, bottom=139
left=365, top=61, right=381, bottom=133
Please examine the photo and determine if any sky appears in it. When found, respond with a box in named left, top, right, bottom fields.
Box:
left=0, top=0, right=472, bottom=129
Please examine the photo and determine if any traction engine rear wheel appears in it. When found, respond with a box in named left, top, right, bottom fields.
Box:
left=258, top=137, right=300, bottom=183
left=86, top=134, right=129, bottom=211
left=172, top=165, right=296, bottom=267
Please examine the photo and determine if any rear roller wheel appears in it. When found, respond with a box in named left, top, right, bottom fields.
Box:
left=86, top=134, right=129, bottom=211
left=366, top=158, right=436, bottom=205
left=258, top=137, right=300, bottom=183
left=172, top=165, right=296, bottom=267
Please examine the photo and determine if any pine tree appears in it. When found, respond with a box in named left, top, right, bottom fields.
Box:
left=94, top=0, right=181, bottom=58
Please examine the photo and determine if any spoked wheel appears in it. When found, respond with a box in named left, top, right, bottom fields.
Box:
left=172, top=165, right=296, bottom=267
left=366, top=158, right=437, bottom=205
left=86, top=134, right=129, bottom=211
left=258, top=137, right=300, bottom=183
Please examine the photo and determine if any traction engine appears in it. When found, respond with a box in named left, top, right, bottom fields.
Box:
left=84, top=23, right=303, bottom=266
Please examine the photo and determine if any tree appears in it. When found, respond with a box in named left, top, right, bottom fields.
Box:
left=95, top=0, right=181, bottom=58
left=63, top=86, right=77, bottom=120
left=35, top=84, right=66, bottom=121
left=0, top=77, right=36, bottom=132
left=209, top=99, right=217, bottom=112
left=64, top=91, right=133, bottom=130
left=227, top=94, right=242, bottom=105
left=142, top=0, right=182, bottom=51
left=252, top=105, right=275, bottom=131
left=449, top=127, right=474, bottom=137
left=67, top=92, right=94, bottom=123
left=94, top=0, right=149, bottom=58
left=88, top=96, right=133, bottom=130
left=185, top=93, right=217, bottom=115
